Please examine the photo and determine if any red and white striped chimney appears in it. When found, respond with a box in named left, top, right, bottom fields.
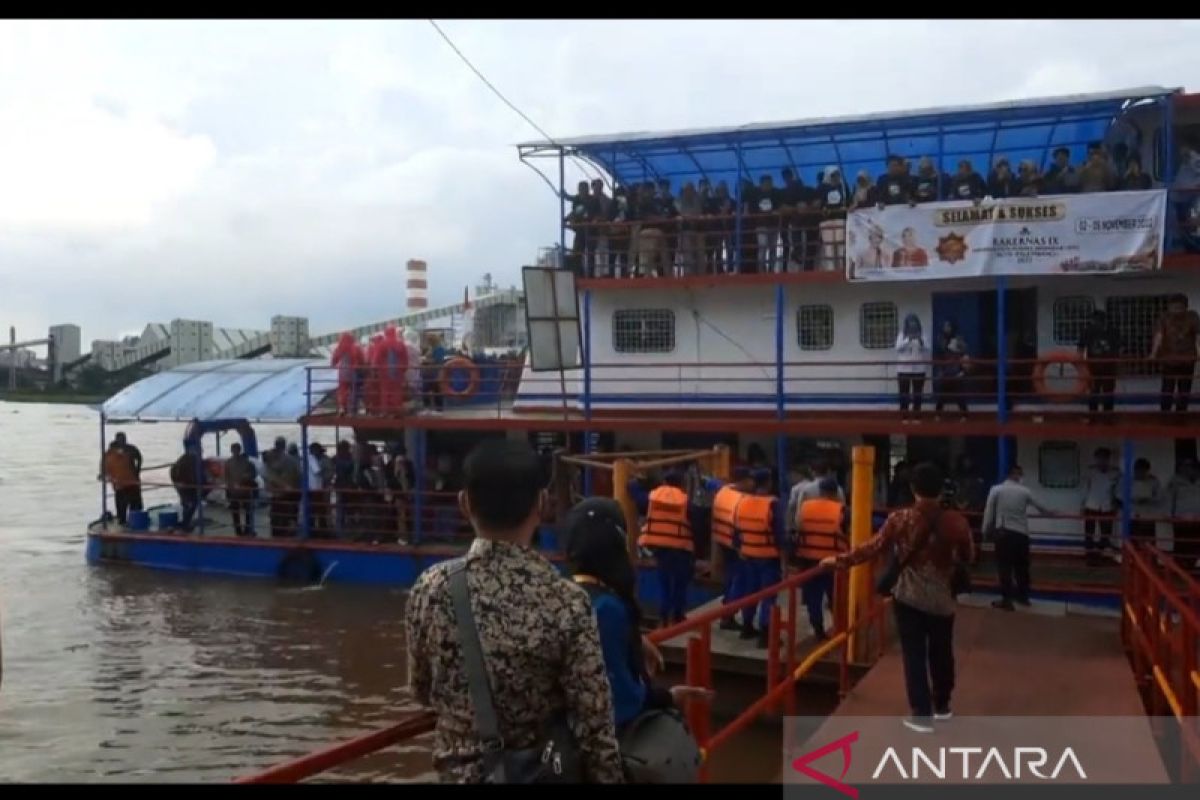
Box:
left=406, top=259, right=428, bottom=310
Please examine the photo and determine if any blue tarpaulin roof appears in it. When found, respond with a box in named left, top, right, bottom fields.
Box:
left=520, top=86, right=1178, bottom=189
left=102, top=359, right=334, bottom=423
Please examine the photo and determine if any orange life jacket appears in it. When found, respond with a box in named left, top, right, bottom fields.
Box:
left=711, top=485, right=745, bottom=549
left=736, top=494, right=778, bottom=560
left=637, top=485, right=693, bottom=552
left=104, top=449, right=138, bottom=490
left=795, top=497, right=845, bottom=560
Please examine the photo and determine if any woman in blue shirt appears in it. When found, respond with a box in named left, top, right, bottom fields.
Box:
left=561, top=497, right=710, bottom=730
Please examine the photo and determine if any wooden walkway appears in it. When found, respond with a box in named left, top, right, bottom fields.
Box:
left=785, top=604, right=1168, bottom=784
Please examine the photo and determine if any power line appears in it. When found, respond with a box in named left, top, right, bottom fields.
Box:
left=426, top=19, right=604, bottom=186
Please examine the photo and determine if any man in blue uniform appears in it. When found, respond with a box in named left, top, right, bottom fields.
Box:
left=703, top=467, right=755, bottom=631
left=735, top=469, right=788, bottom=648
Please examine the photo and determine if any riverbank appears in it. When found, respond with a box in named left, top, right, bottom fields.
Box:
left=0, top=392, right=108, bottom=406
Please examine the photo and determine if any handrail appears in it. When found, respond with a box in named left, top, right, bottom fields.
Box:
left=233, top=559, right=888, bottom=784
left=233, top=710, right=437, bottom=784
left=1120, top=541, right=1200, bottom=779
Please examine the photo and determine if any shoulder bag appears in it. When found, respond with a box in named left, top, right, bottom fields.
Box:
left=448, top=560, right=583, bottom=783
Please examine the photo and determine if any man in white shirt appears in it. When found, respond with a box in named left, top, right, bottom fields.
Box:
left=982, top=466, right=1053, bottom=611
left=306, top=442, right=330, bottom=536
left=786, top=461, right=846, bottom=535
left=1080, top=447, right=1121, bottom=566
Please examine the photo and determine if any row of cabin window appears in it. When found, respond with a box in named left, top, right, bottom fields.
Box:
left=613, top=295, right=1180, bottom=360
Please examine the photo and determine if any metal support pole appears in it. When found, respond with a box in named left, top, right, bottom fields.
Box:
left=194, top=443, right=205, bottom=535
left=1163, top=95, right=1178, bottom=250
left=935, top=126, right=945, bottom=201
left=583, top=288, right=592, bottom=422
left=775, top=283, right=785, bottom=420
left=774, top=283, right=787, bottom=504
left=300, top=423, right=311, bottom=540
left=996, top=275, right=1009, bottom=478
left=413, top=428, right=426, bottom=544
left=558, top=149, right=567, bottom=270
left=1121, top=438, right=1134, bottom=541
left=99, top=413, right=108, bottom=521
left=733, top=144, right=744, bottom=274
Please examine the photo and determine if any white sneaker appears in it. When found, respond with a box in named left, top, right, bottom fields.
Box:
left=903, top=717, right=935, bottom=734
left=934, top=710, right=953, bottom=721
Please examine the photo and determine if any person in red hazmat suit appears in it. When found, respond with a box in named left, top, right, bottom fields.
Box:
left=372, top=325, right=409, bottom=414
left=330, top=332, right=365, bottom=414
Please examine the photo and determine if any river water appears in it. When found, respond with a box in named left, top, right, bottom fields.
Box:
left=0, top=401, right=795, bottom=783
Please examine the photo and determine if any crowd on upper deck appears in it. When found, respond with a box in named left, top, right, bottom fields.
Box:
left=564, top=140, right=1156, bottom=278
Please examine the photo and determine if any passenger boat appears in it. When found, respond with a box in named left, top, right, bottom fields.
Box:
left=85, top=85, right=1200, bottom=783
left=89, top=85, right=1200, bottom=602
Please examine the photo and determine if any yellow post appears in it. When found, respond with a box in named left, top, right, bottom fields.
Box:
left=613, top=458, right=639, bottom=562
left=847, top=445, right=876, bottom=664
left=713, top=444, right=731, bottom=481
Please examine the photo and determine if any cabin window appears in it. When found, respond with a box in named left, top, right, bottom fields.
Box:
left=1105, top=294, right=1173, bottom=375
left=1038, top=441, right=1080, bottom=490
left=612, top=309, right=676, bottom=354
left=797, top=305, right=834, bottom=351
left=1052, top=296, right=1094, bottom=346
left=859, top=302, right=898, bottom=350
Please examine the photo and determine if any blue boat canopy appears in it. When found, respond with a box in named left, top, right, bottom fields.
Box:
left=519, top=86, right=1178, bottom=190
left=101, top=359, right=333, bottom=423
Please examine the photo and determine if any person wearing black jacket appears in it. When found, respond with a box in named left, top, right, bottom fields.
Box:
left=1077, top=310, right=1122, bottom=418
left=1119, top=155, right=1153, bottom=191
left=948, top=160, right=987, bottom=201
left=706, top=181, right=735, bottom=273
left=987, top=158, right=1017, bottom=198
left=912, top=157, right=943, bottom=204
left=877, top=155, right=914, bottom=206
left=815, top=168, right=849, bottom=211
left=1043, top=147, right=1080, bottom=195
left=780, top=168, right=812, bottom=270
left=749, top=174, right=784, bottom=273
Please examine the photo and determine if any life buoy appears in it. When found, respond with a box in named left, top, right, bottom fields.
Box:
left=1031, top=350, right=1091, bottom=403
left=439, top=356, right=480, bottom=399
left=204, top=458, right=224, bottom=481
left=277, top=547, right=323, bottom=584
left=370, top=325, right=409, bottom=414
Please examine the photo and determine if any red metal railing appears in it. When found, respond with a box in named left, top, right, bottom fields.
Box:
left=1120, top=541, right=1200, bottom=780
left=234, top=561, right=891, bottom=784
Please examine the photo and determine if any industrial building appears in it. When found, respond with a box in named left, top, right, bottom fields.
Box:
left=7, top=266, right=527, bottom=387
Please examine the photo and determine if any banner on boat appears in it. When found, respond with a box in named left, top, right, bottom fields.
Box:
left=845, top=189, right=1167, bottom=282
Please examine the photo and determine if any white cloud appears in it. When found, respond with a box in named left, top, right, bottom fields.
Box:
left=0, top=100, right=216, bottom=230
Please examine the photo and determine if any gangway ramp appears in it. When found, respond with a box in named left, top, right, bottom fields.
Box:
left=786, top=605, right=1169, bottom=784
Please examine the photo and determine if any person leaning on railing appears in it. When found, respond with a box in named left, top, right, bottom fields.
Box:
left=405, top=439, right=626, bottom=783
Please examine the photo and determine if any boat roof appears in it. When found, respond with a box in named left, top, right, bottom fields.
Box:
left=519, top=86, right=1178, bottom=188
left=102, top=358, right=333, bottom=423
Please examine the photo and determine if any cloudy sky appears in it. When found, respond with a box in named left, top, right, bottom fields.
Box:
left=2, top=19, right=1198, bottom=346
